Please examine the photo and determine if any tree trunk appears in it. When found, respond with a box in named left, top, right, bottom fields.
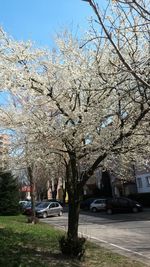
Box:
left=66, top=154, right=82, bottom=241
left=27, top=166, right=36, bottom=221
left=67, top=192, right=80, bottom=240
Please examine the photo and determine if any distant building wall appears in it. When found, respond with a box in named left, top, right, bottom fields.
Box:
left=136, top=172, right=150, bottom=193
left=124, top=183, right=137, bottom=196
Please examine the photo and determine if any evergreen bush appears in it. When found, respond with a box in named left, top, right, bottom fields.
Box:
left=0, top=172, right=20, bottom=215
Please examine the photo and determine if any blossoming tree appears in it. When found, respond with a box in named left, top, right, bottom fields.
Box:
left=0, top=2, right=149, bottom=247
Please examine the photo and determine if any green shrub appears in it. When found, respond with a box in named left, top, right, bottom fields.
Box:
left=0, top=172, right=20, bottom=215
left=59, top=235, right=86, bottom=259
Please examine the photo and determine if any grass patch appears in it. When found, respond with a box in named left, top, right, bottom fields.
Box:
left=85, top=242, right=145, bottom=267
left=0, top=215, right=146, bottom=267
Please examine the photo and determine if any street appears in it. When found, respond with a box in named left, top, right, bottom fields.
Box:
left=42, top=209, right=150, bottom=265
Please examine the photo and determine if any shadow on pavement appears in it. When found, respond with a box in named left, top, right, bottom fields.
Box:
left=79, top=208, right=150, bottom=224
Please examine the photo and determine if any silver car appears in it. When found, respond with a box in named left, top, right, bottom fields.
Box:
left=90, top=198, right=106, bottom=212
left=35, top=201, right=63, bottom=218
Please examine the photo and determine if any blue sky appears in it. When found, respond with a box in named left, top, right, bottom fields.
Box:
left=0, top=0, right=95, bottom=47
left=0, top=0, right=99, bottom=105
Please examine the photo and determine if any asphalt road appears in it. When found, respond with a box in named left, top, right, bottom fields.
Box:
left=41, top=208, right=150, bottom=265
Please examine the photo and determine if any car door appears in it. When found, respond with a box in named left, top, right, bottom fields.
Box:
left=55, top=202, right=61, bottom=215
left=112, top=199, right=120, bottom=212
left=94, top=199, right=106, bottom=210
left=118, top=198, right=129, bottom=212
left=48, top=202, right=56, bottom=215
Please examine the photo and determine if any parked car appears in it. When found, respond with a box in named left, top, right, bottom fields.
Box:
left=106, top=197, right=143, bottom=214
left=80, top=198, right=97, bottom=210
left=90, top=198, right=106, bottom=212
left=23, top=201, right=41, bottom=216
left=19, top=200, right=29, bottom=208
left=19, top=200, right=31, bottom=213
left=35, top=201, right=63, bottom=218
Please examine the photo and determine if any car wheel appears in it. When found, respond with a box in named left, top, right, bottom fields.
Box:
left=42, top=212, right=48, bottom=218
left=58, top=210, right=63, bottom=216
left=132, top=207, right=138, bottom=213
left=91, top=207, right=97, bottom=213
left=107, top=208, right=113, bottom=215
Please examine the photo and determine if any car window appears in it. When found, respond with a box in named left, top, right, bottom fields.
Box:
left=109, top=199, right=118, bottom=205
left=118, top=199, right=128, bottom=205
left=95, top=200, right=104, bottom=204
left=37, top=202, right=49, bottom=208
left=35, top=202, right=41, bottom=206
left=55, top=203, right=59, bottom=207
left=50, top=203, right=55, bottom=208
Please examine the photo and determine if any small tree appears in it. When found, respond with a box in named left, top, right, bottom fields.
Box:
left=0, top=172, right=19, bottom=215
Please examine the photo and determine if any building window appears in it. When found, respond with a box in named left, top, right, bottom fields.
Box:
left=137, top=177, right=143, bottom=188
left=146, top=176, right=150, bottom=187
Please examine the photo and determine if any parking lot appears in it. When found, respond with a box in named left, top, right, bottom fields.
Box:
left=42, top=208, right=150, bottom=265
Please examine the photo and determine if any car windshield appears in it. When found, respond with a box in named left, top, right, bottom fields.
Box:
left=26, top=202, right=31, bottom=207
left=26, top=201, right=41, bottom=207
left=37, top=202, right=49, bottom=208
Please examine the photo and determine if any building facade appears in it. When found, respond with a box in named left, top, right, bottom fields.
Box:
left=136, top=170, right=150, bottom=193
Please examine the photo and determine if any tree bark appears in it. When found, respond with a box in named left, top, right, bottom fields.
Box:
left=67, top=193, right=80, bottom=240
left=66, top=154, right=82, bottom=241
left=27, top=166, right=36, bottom=220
